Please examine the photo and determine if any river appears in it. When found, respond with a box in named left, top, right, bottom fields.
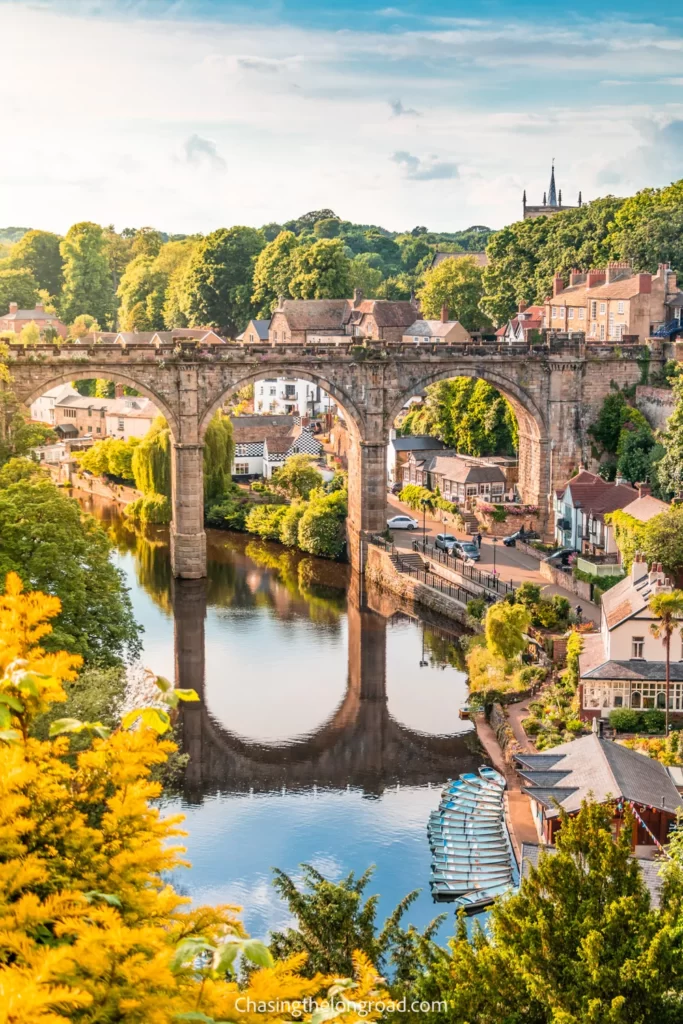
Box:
left=83, top=496, right=483, bottom=942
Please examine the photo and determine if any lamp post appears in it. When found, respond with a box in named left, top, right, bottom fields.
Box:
left=492, top=535, right=498, bottom=576
left=421, top=497, right=429, bottom=550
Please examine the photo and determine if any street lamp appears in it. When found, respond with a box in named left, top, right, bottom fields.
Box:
left=421, top=497, right=429, bottom=550
left=491, top=535, right=498, bottom=576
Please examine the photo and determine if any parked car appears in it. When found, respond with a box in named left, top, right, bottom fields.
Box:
left=435, top=533, right=457, bottom=552
left=542, top=547, right=577, bottom=567
left=503, top=529, right=540, bottom=548
left=454, top=540, right=481, bottom=562
left=387, top=514, right=419, bottom=530
left=388, top=481, right=402, bottom=495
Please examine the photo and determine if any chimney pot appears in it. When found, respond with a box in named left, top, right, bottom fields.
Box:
left=553, top=274, right=564, bottom=297
left=518, top=301, right=527, bottom=313
left=353, top=288, right=363, bottom=308
left=441, top=304, right=448, bottom=323
left=8, top=302, right=18, bottom=314
left=637, top=482, right=651, bottom=499
left=637, top=273, right=652, bottom=295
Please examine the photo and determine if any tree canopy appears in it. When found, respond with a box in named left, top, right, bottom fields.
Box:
left=400, top=377, right=518, bottom=456
left=59, top=221, right=116, bottom=327
left=418, top=255, right=491, bottom=331
left=179, top=226, right=265, bottom=335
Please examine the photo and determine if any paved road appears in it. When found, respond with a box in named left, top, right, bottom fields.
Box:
left=386, top=494, right=601, bottom=624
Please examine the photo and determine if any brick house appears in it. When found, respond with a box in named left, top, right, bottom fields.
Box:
left=53, top=395, right=110, bottom=438
left=0, top=302, right=67, bottom=338
left=578, top=556, right=683, bottom=720
left=402, top=306, right=471, bottom=344
left=544, top=263, right=681, bottom=342
left=495, top=303, right=545, bottom=343
left=553, top=471, right=637, bottom=552
left=268, top=291, right=421, bottom=344
left=402, top=451, right=508, bottom=502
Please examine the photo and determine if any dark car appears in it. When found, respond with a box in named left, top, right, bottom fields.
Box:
left=503, top=528, right=540, bottom=547
left=389, top=481, right=403, bottom=495
left=542, top=547, right=578, bottom=567
left=435, top=533, right=457, bottom=552
left=453, top=540, right=481, bottom=563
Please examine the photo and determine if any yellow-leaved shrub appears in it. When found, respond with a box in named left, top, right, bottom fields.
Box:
left=0, top=573, right=388, bottom=1023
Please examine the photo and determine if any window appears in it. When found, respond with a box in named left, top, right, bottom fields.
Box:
left=614, top=694, right=623, bottom=708
left=599, top=303, right=606, bottom=314
left=632, top=637, right=645, bottom=659
left=632, top=691, right=641, bottom=708
left=559, top=306, right=565, bottom=319
left=234, top=462, right=249, bottom=475
left=118, top=419, right=125, bottom=431
left=96, top=427, right=101, bottom=434
left=87, top=408, right=92, bottom=417
left=578, top=308, right=585, bottom=320
left=466, top=485, right=478, bottom=496
left=249, top=333, right=254, bottom=342
left=600, top=324, right=605, bottom=340
left=590, top=301, right=597, bottom=318
left=618, top=301, right=624, bottom=314
left=414, top=336, right=420, bottom=343
left=568, top=308, right=574, bottom=320
left=551, top=307, right=557, bottom=320
left=269, top=387, right=276, bottom=396
left=273, top=331, right=278, bottom=341
left=63, top=408, right=77, bottom=419
left=657, top=692, right=666, bottom=709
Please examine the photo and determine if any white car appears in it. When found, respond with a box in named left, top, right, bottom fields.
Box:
left=387, top=514, right=419, bottom=530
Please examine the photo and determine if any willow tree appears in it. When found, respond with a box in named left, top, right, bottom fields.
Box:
left=131, top=412, right=234, bottom=503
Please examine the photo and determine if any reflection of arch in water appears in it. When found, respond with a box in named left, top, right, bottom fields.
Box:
left=173, top=577, right=481, bottom=800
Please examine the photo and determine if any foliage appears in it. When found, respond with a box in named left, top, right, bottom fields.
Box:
left=289, top=238, right=352, bottom=300
left=0, top=573, right=388, bottom=1024
left=59, top=221, right=116, bottom=327
left=132, top=416, right=172, bottom=497
left=466, top=597, right=487, bottom=622
left=400, top=377, right=518, bottom=456
left=203, top=411, right=235, bottom=502
left=76, top=436, right=140, bottom=481
left=610, top=179, right=683, bottom=274
left=204, top=494, right=250, bottom=531
left=125, top=493, right=172, bottom=525
left=0, top=267, right=39, bottom=313
left=279, top=503, right=306, bottom=546
left=33, top=664, right=126, bottom=749
left=423, top=801, right=683, bottom=1024
left=617, top=425, right=659, bottom=485
left=0, top=460, right=141, bottom=664
left=245, top=503, right=289, bottom=541
left=604, top=509, right=648, bottom=570
left=0, top=381, right=55, bottom=465
left=398, top=484, right=436, bottom=512
left=67, top=313, right=100, bottom=340
left=418, top=255, right=491, bottom=331
left=609, top=707, right=648, bottom=732
left=297, top=488, right=347, bottom=559
left=642, top=505, right=683, bottom=578
left=271, top=454, right=323, bottom=500
left=656, top=375, right=683, bottom=498
left=649, top=588, right=683, bottom=731
left=484, top=601, right=530, bottom=660
left=179, top=226, right=265, bottom=336
left=251, top=230, right=300, bottom=315
left=3, top=229, right=64, bottom=297
left=349, top=253, right=384, bottom=297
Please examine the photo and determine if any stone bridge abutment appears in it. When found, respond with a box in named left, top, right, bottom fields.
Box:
left=4, top=338, right=655, bottom=578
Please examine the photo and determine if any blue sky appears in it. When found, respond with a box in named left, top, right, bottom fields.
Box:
left=2, top=0, right=683, bottom=234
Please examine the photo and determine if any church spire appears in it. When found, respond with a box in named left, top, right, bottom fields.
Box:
left=548, top=158, right=557, bottom=207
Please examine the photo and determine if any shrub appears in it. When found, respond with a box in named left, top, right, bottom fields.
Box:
left=279, top=503, right=306, bottom=546
left=466, top=597, right=487, bottom=621
left=298, top=501, right=346, bottom=559
left=523, top=717, right=542, bottom=736
left=205, top=496, right=250, bottom=530
left=516, top=581, right=542, bottom=606
left=609, top=708, right=643, bottom=732
left=399, top=483, right=435, bottom=512
left=245, top=503, right=288, bottom=541
left=642, top=708, right=666, bottom=734
left=566, top=718, right=585, bottom=734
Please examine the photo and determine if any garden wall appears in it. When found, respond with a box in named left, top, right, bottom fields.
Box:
left=538, top=560, right=592, bottom=601
left=365, top=546, right=476, bottom=628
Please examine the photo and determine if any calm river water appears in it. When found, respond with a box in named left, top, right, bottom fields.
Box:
left=84, top=496, right=483, bottom=940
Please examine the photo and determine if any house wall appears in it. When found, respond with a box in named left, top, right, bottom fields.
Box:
left=104, top=413, right=154, bottom=440
left=604, top=609, right=681, bottom=662
left=232, top=454, right=264, bottom=477
left=55, top=403, right=107, bottom=437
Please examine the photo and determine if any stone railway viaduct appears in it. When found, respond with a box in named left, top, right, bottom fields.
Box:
left=4, top=336, right=658, bottom=577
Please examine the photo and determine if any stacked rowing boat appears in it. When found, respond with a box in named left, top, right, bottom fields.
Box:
left=429, top=766, right=513, bottom=913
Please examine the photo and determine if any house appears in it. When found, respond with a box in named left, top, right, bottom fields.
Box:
left=230, top=416, right=322, bottom=479
left=238, top=319, right=270, bottom=344
left=604, top=487, right=670, bottom=561
left=495, top=303, right=545, bottom=343
left=430, top=251, right=488, bottom=269
left=553, top=471, right=637, bottom=551
left=577, top=555, right=683, bottom=720
left=254, top=377, right=333, bottom=417
left=79, top=330, right=226, bottom=346
left=53, top=394, right=111, bottom=438
left=402, top=307, right=471, bottom=344
left=268, top=291, right=422, bottom=344
left=544, top=263, right=681, bottom=342
left=105, top=397, right=159, bottom=440
left=0, top=302, right=68, bottom=339
left=402, top=451, right=508, bottom=503
left=515, top=733, right=680, bottom=852
left=30, top=383, right=80, bottom=425
left=386, top=433, right=447, bottom=485
left=263, top=428, right=323, bottom=479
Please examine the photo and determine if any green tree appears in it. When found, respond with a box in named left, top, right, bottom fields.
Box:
left=279, top=502, right=306, bottom=546
left=297, top=488, right=347, bottom=559
left=643, top=505, right=683, bottom=578
left=162, top=237, right=200, bottom=328
left=180, top=226, right=265, bottom=336
left=60, top=221, right=116, bottom=327
left=130, top=226, right=164, bottom=258
left=649, top=589, right=683, bottom=733
left=203, top=410, right=235, bottom=501
left=313, top=217, right=341, bottom=238
left=349, top=254, right=384, bottom=297
left=5, top=229, right=64, bottom=296
left=117, top=253, right=167, bottom=331
left=271, top=454, right=323, bottom=500
left=289, top=238, right=351, bottom=300
left=418, top=255, right=490, bottom=331
left=245, top=503, right=288, bottom=540
left=610, top=179, right=683, bottom=273
left=67, top=313, right=100, bottom=340
left=270, top=864, right=423, bottom=979
left=0, top=460, right=141, bottom=664
left=251, top=230, right=300, bottom=315
left=0, top=267, right=39, bottom=313
left=617, top=425, right=658, bottom=485
left=656, top=375, right=683, bottom=497
left=422, top=801, right=683, bottom=1024
left=401, top=377, right=518, bottom=456
left=484, top=600, right=530, bottom=660
left=132, top=416, right=172, bottom=497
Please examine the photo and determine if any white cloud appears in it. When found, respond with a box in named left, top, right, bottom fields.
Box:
left=0, top=3, right=682, bottom=234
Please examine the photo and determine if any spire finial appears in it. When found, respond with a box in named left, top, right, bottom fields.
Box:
left=548, top=158, right=557, bottom=207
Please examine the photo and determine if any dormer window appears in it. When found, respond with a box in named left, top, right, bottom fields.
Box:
left=632, top=637, right=644, bottom=659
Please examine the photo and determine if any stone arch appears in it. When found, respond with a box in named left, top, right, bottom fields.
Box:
left=198, top=367, right=365, bottom=441
left=17, top=368, right=180, bottom=437
left=388, top=365, right=550, bottom=510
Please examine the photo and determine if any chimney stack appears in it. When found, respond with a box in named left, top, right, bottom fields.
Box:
left=353, top=288, right=364, bottom=308
left=637, top=482, right=651, bottom=499
left=586, top=270, right=606, bottom=289
left=8, top=302, right=17, bottom=314
left=34, top=303, right=44, bottom=313
left=114, top=383, right=124, bottom=399
left=518, top=301, right=527, bottom=314
left=631, top=551, right=648, bottom=583
left=637, top=273, right=652, bottom=295
left=440, top=304, right=449, bottom=323
left=553, top=274, right=564, bottom=297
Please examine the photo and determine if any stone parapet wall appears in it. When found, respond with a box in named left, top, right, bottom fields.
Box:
left=538, top=559, right=592, bottom=601
left=365, top=545, right=475, bottom=627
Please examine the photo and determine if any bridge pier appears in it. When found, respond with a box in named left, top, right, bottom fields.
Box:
left=347, top=437, right=387, bottom=573
left=170, top=442, right=207, bottom=579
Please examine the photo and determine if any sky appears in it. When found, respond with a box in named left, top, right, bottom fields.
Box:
left=2, top=0, right=683, bottom=235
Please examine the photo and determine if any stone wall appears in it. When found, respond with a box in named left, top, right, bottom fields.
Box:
left=365, top=545, right=476, bottom=627
left=538, top=559, right=592, bottom=601
left=635, top=385, right=676, bottom=430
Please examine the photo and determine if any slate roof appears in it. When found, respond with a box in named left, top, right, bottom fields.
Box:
left=106, top=397, right=158, bottom=420
left=581, top=660, right=683, bottom=682
left=277, top=300, right=351, bottom=331
left=560, top=471, right=638, bottom=517
left=391, top=436, right=446, bottom=453
left=520, top=843, right=663, bottom=908
left=415, top=452, right=506, bottom=484
left=241, top=319, right=270, bottom=341
left=362, top=300, right=420, bottom=328
left=231, top=425, right=298, bottom=444
left=516, top=734, right=681, bottom=817
left=600, top=567, right=668, bottom=630
left=1, top=306, right=65, bottom=322
left=549, top=273, right=656, bottom=307
left=404, top=319, right=468, bottom=339
left=56, top=396, right=111, bottom=411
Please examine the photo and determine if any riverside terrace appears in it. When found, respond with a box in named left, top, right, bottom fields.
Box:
left=4, top=333, right=663, bottom=578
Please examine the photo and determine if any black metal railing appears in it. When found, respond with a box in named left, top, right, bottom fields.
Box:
left=411, top=539, right=516, bottom=597
left=396, top=558, right=495, bottom=606
left=368, top=534, right=395, bottom=554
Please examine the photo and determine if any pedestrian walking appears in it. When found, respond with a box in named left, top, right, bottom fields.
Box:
left=575, top=603, right=583, bottom=624
left=476, top=531, right=482, bottom=550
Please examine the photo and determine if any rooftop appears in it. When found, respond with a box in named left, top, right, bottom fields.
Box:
left=620, top=494, right=669, bottom=523
left=391, top=435, right=447, bottom=452
left=516, top=733, right=681, bottom=816
left=558, top=470, right=637, bottom=516
left=404, top=319, right=466, bottom=338
left=520, top=843, right=664, bottom=908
